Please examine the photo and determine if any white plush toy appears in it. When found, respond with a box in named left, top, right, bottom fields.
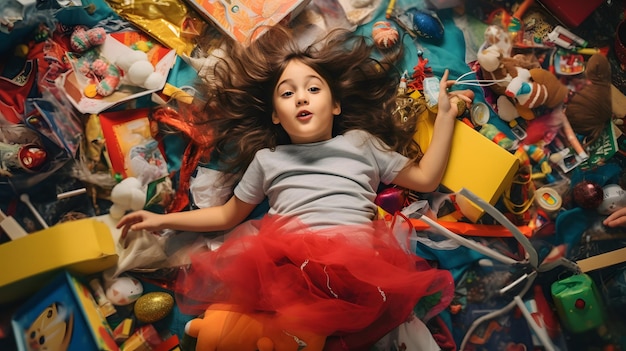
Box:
left=115, top=50, right=162, bottom=90
left=109, top=177, right=146, bottom=219
left=598, top=184, right=626, bottom=215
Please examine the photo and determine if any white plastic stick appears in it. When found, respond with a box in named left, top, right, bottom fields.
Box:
left=20, top=193, right=48, bottom=229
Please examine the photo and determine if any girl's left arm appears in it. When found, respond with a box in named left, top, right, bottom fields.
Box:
left=392, top=69, right=474, bottom=192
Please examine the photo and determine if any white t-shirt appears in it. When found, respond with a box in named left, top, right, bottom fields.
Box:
left=234, top=130, right=409, bottom=229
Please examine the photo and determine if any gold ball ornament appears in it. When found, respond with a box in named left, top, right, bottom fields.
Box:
left=372, top=21, right=399, bottom=50
left=133, top=292, right=174, bottom=324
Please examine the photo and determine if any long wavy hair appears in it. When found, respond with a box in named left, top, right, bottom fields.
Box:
left=191, top=25, right=421, bottom=180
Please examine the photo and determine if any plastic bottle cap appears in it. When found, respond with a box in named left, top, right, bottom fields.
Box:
left=535, top=187, right=562, bottom=213
left=470, top=102, right=489, bottom=126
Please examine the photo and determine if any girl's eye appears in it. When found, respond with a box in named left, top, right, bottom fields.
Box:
left=309, top=86, right=320, bottom=93
left=281, top=91, right=294, bottom=98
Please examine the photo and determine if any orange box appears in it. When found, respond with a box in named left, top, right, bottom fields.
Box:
left=185, top=0, right=310, bottom=44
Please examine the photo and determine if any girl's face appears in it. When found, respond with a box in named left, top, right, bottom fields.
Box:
left=272, top=59, right=341, bottom=144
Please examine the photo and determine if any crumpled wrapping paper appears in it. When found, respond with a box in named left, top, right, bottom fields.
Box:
left=105, top=0, right=207, bottom=56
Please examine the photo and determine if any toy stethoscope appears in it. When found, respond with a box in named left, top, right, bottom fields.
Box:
left=402, top=188, right=580, bottom=351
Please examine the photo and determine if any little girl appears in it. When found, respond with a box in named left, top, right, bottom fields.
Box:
left=118, top=26, right=473, bottom=350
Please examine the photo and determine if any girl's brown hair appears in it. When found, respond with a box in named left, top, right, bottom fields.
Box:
left=192, top=25, right=420, bottom=180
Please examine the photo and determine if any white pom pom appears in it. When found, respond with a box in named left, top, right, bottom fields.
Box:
left=109, top=204, right=126, bottom=219
left=143, top=72, right=163, bottom=90
left=116, top=50, right=148, bottom=71
left=128, top=61, right=154, bottom=86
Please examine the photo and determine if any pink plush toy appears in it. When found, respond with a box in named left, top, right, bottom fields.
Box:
left=79, top=58, right=121, bottom=97
left=70, top=26, right=106, bottom=53
left=71, top=26, right=122, bottom=97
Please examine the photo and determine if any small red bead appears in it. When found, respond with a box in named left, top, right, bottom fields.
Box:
left=574, top=298, right=586, bottom=309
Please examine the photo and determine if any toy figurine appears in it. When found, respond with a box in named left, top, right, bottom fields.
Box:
left=0, top=142, right=47, bottom=177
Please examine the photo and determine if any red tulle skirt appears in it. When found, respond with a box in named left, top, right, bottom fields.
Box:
left=175, top=215, right=454, bottom=350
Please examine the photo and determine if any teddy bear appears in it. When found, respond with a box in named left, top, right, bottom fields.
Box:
left=185, top=303, right=326, bottom=351
left=564, top=53, right=614, bottom=146
left=108, top=177, right=146, bottom=220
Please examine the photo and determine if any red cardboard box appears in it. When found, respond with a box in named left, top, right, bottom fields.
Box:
left=538, top=0, right=603, bottom=28
left=185, top=0, right=310, bottom=44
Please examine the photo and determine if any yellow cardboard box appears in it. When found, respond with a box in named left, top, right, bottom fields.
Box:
left=415, top=118, right=519, bottom=222
left=0, top=218, right=118, bottom=304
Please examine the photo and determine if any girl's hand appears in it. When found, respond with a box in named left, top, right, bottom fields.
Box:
left=437, top=70, right=474, bottom=118
left=603, top=207, right=626, bottom=227
left=116, top=210, right=165, bottom=239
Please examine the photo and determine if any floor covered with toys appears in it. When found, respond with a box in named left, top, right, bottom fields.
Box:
left=2, top=0, right=626, bottom=350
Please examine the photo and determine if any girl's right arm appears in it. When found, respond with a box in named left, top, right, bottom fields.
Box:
left=392, top=70, right=473, bottom=192
left=116, top=195, right=257, bottom=235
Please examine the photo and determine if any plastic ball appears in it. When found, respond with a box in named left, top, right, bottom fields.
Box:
left=572, top=180, right=604, bottom=209
left=105, top=275, right=143, bottom=306
left=18, top=144, right=47, bottom=172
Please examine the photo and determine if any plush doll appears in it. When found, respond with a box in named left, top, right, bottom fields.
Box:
left=499, top=65, right=570, bottom=121
left=185, top=304, right=326, bottom=351
left=109, top=177, right=146, bottom=220
left=115, top=50, right=162, bottom=90
left=564, top=53, right=613, bottom=146
left=476, top=25, right=540, bottom=97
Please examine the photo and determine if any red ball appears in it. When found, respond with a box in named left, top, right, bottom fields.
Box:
left=572, top=180, right=604, bottom=209
left=18, top=144, right=47, bottom=172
